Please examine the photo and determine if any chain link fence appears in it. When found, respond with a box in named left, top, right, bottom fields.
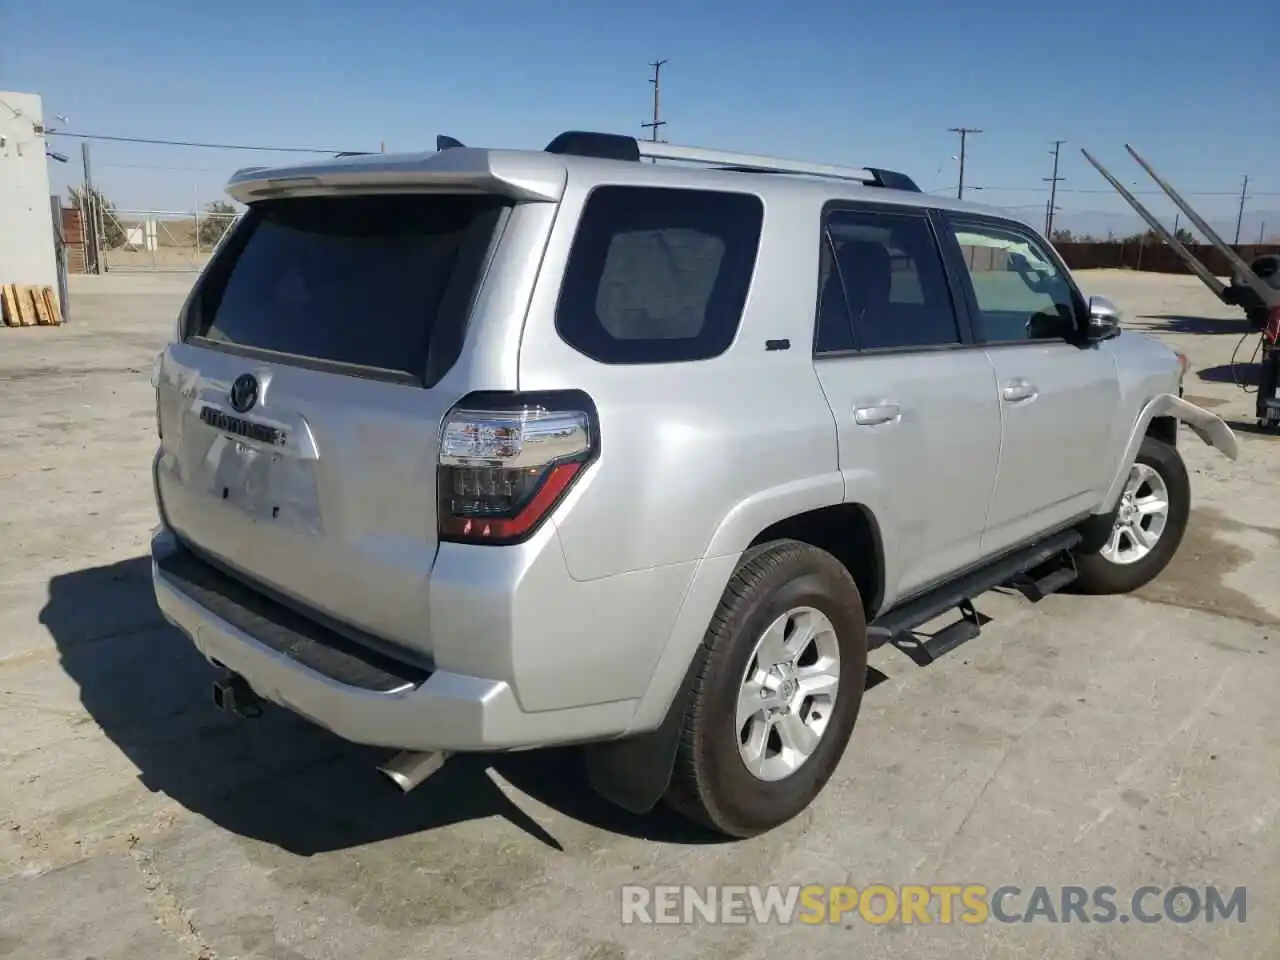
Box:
left=90, top=205, right=239, bottom=273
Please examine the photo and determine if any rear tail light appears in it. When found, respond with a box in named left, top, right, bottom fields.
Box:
left=438, top=390, right=598, bottom=545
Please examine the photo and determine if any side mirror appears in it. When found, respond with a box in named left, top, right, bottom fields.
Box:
left=1085, top=294, right=1122, bottom=341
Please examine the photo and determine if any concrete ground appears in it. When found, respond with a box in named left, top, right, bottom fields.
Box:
left=0, top=270, right=1276, bottom=960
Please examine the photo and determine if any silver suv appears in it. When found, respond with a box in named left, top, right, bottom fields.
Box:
left=150, top=130, right=1238, bottom=838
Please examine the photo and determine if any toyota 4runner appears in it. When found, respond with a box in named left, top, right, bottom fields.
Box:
left=149, top=130, right=1238, bottom=838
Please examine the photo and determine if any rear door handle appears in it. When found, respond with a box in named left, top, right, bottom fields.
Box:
left=1001, top=379, right=1039, bottom=403
left=853, top=402, right=901, bottom=426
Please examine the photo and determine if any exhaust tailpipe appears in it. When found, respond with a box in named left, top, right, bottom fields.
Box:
left=377, top=750, right=450, bottom=793
left=211, top=672, right=263, bottom=719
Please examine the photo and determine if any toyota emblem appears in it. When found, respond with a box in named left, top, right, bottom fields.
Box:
left=229, top=373, right=259, bottom=413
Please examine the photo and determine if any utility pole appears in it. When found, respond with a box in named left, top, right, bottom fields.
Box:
left=1044, top=139, right=1065, bottom=236
left=641, top=59, right=668, bottom=161
left=80, top=141, right=100, bottom=275
left=948, top=127, right=982, bottom=200
left=1234, top=174, right=1249, bottom=245
left=81, top=140, right=93, bottom=195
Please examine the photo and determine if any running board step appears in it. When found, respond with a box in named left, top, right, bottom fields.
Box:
left=1006, top=551, right=1078, bottom=603
left=867, top=528, right=1083, bottom=663
left=881, top=599, right=987, bottom=666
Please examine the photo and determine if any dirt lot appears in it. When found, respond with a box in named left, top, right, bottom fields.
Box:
left=1, top=270, right=1277, bottom=959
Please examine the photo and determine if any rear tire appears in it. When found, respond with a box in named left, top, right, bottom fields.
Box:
left=663, top=540, right=868, bottom=838
left=1072, top=436, right=1190, bottom=595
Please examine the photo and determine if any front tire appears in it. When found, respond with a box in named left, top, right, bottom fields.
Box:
left=663, top=540, right=868, bottom=838
left=1073, top=436, right=1190, bottom=595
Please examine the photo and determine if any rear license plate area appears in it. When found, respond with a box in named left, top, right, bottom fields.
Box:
left=197, top=432, right=323, bottom=534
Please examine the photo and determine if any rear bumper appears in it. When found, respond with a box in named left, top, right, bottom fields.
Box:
left=151, top=526, right=639, bottom=752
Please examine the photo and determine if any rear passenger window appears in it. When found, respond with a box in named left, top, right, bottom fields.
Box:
left=556, top=186, right=764, bottom=364
left=816, top=208, right=961, bottom=353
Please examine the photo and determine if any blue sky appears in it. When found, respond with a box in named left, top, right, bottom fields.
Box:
left=6, top=0, right=1280, bottom=237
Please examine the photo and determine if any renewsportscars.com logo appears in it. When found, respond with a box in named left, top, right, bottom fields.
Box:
left=620, top=884, right=1248, bottom=926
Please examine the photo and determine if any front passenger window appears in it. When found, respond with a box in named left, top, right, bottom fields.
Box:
left=951, top=226, right=1079, bottom=343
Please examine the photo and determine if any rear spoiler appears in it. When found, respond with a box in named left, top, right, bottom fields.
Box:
left=1080, top=145, right=1280, bottom=313
left=226, top=146, right=568, bottom=205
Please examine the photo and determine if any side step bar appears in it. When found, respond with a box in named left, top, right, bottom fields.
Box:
left=868, top=529, right=1082, bottom=664
left=1008, top=550, right=1079, bottom=603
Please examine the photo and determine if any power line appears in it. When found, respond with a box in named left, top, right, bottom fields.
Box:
left=46, top=130, right=358, bottom=154
left=948, top=127, right=982, bottom=199
left=97, top=161, right=226, bottom=172
left=47, top=128, right=1280, bottom=209
left=964, top=185, right=1276, bottom=197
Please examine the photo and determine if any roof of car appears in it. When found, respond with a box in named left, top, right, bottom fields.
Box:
left=225, top=135, right=1036, bottom=230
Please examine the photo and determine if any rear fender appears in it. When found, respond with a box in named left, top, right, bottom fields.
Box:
left=1096, top=393, right=1238, bottom=514
left=584, top=473, right=855, bottom=816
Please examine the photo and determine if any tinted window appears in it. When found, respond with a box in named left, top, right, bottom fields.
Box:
left=192, top=194, right=508, bottom=378
left=815, top=208, right=961, bottom=353
left=556, top=186, right=763, bottom=364
left=950, top=223, right=1079, bottom=342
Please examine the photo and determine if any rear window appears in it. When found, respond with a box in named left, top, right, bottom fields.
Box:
left=555, top=186, right=764, bottom=364
left=190, top=193, right=509, bottom=380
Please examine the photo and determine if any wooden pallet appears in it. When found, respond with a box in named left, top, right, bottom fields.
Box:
left=1, top=285, right=63, bottom=327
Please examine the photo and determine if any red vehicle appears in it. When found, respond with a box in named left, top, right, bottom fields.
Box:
left=1082, top=145, right=1280, bottom=430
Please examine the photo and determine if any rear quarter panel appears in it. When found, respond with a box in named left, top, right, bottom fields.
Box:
left=515, top=171, right=843, bottom=583
left=514, top=171, right=847, bottom=730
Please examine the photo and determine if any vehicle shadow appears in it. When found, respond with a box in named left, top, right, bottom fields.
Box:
left=1221, top=418, right=1277, bottom=437
left=1136, top=314, right=1250, bottom=336
left=1196, top=362, right=1258, bottom=387
left=39, top=555, right=731, bottom=856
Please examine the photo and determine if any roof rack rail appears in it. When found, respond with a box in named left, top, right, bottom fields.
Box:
left=542, top=130, right=920, bottom=192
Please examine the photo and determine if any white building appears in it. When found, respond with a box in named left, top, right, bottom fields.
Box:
left=0, top=90, right=57, bottom=293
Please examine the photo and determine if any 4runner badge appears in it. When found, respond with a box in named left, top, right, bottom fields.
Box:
left=229, top=373, right=259, bottom=413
